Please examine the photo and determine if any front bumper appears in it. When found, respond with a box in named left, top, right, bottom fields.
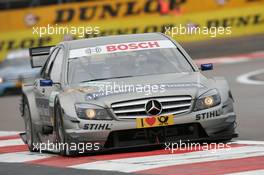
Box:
left=63, top=105, right=237, bottom=151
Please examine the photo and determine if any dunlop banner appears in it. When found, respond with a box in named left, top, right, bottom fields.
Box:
left=0, top=0, right=264, bottom=32
left=0, top=4, right=264, bottom=60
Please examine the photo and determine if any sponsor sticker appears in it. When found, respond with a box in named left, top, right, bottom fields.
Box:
left=69, top=40, right=176, bottom=58
left=195, top=109, right=222, bottom=120
left=136, top=115, right=174, bottom=128
left=83, top=123, right=112, bottom=130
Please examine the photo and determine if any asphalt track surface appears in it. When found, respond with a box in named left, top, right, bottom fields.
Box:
left=0, top=34, right=263, bottom=175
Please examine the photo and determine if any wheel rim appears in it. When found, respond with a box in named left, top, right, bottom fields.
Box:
left=24, top=106, right=32, bottom=147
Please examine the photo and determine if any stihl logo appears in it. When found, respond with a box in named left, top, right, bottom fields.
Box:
left=106, top=41, right=160, bottom=52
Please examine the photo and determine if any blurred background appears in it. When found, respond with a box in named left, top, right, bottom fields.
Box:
left=0, top=0, right=263, bottom=140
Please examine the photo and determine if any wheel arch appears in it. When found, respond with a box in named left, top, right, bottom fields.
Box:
left=211, top=76, right=232, bottom=103
left=53, top=95, right=79, bottom=131
left=21, top=86, right=42, bottom=146
left=21, top=86, right=41, bottom=127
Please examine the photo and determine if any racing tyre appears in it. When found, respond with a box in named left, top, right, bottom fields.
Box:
left=23, top=100, right=38, bottom=152
left=55, top=103, right=78, bottom=156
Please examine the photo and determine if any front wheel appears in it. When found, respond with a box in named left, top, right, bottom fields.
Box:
left=55, top=104, right=78, bottom=156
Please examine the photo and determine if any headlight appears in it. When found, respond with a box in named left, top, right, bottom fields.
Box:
left=0, top=77, right=4, bottom=84
left=194, top=89, right=221, bottom=111
left=75, top=103, right=112, bottom=120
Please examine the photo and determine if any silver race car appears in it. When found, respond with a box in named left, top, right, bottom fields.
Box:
left=20, top=33, right=237, bottom=156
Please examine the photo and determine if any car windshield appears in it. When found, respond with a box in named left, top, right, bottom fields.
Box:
left=68, top=45, right=194, bottom=84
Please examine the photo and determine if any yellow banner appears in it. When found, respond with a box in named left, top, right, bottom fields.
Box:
left=1, top=0, right=264, bottom=32
left=0, top=4, right=264, bottom=61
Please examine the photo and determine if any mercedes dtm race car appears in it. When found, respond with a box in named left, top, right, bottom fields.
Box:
left=20, top=33, right=237, bottom=156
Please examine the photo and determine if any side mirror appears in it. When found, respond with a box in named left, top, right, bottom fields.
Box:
left=200, top=63, right=213, bottom=71
left=40, top=79, right=53, bottom=87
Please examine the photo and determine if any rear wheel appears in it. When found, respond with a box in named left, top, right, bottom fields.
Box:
left=23, top=101, right=38, bottom=152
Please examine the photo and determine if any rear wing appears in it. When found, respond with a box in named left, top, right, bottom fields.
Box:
left=29, top=46, right=54, bottom=68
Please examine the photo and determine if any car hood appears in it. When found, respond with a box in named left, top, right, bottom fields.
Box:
left=62, top=72, right=211, bottom=108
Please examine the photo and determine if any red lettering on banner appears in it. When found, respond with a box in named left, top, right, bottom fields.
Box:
left=118, top=44, right=128, bottom=50
left=128, top=43, right=138, bottom=49
left=148, top=41, right=160, bottom=48
left=138, top=43, right=148, bottom=48
left=106, top=45, right=116, bottom=52
left=106, top=41, right=161, bottom=52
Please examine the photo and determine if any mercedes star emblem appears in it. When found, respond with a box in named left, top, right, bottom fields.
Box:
left=145, top=100, right=162, bottom=116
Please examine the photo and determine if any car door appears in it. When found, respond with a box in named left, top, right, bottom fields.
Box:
left=47, top=48, right=64, bottom=113
left=34, top=48, right=61, bottom=126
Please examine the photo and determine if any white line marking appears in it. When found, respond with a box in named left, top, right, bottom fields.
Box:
left=70, top=146, right=264, bottom=173
left=217, top=57, right=249, bottom=64
left=237, top=69, right=264, bottom=85
left=195, top=57, right=250, bottom=65
left=0, top=139, right=24, bottom=147
left=195, top=50, right=264, bottom=65
left=0, top=131, right=20, bottom=137
left=233, top=140, right=264, bottom=145
left=0, top=151, right=54, bottom=162
left=251, top=51, right=264, bottom=55
left=226, top=169, right=264, bottom=175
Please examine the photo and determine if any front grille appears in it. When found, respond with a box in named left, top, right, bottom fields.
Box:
left=111, top=96, right=192, bottom=119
